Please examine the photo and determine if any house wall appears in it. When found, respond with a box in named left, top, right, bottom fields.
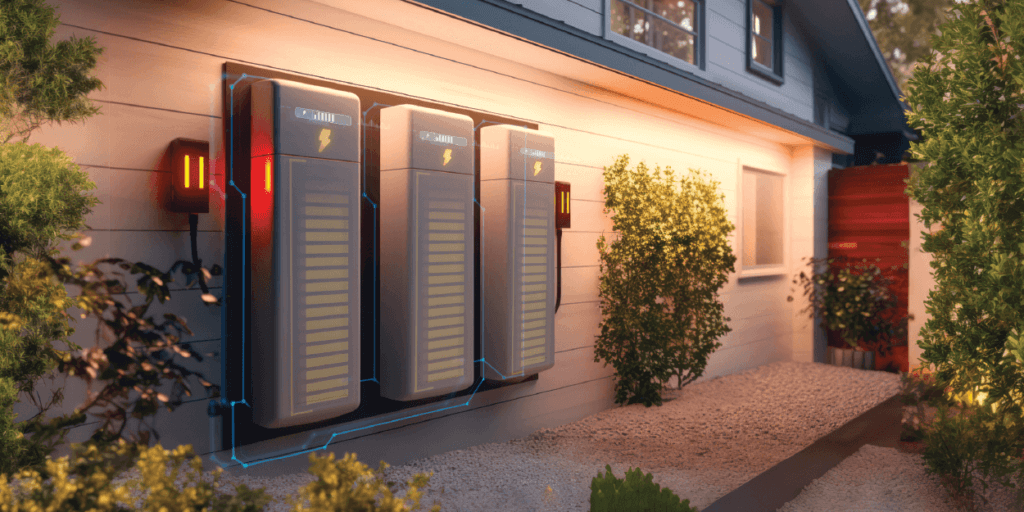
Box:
left=908, top=194, right=939, bottom=373
left=508, top=0, right=816, bottom=123
left=20, top=0, right=828, bottom=477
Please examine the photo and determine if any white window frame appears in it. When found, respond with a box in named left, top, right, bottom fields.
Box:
left=736, top=163, right=789, bottom=278
left=603, top=0, right=706, bottom=71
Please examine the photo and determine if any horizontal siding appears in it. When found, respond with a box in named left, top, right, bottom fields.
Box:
left=505, top=0, right=602, bottom=36
left=704, top=0, right=815, bottom=122
left=28, top=0, right=816, bottom=473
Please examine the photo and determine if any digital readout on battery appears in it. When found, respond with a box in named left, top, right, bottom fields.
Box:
left=419, top=131, right=468, bottom=147
left=294, top=107, right=352, bottom=127
left=519, top=148, right=554, bottom=160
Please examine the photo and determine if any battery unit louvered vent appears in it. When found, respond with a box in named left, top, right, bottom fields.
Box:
left=379, top=104, right=475, bottom=401
left=250, top=79, right=361, bottom=428
left=479, top=125, right=556, bottom=381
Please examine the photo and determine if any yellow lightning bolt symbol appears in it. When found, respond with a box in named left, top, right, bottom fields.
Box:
left=533, top=161, right=542, bottom=176
left=318, top=128, right=331, bottom=153
left=443, top=148, right=452, bottom=166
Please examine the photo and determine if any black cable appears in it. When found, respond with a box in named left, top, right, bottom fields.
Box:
left=189, top=213, right=210, bottom=295
left=554, top=229, right=562, bottom=313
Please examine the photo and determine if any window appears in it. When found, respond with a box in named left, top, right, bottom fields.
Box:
left=738, top=166, right=787, bottom=277
left=746, top=0, right=783, bottom=83
left=606, top=0, right=704, bottom=69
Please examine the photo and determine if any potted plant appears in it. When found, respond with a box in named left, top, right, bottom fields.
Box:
left=787, top=256, right=909, bottom=370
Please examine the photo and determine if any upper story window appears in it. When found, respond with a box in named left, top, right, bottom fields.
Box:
left=606, top=0, right=704, bottom=70
left=747, top=0, right=783, bottom=84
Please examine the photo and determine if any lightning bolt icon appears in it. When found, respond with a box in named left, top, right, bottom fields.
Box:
left=318, top=128, right=331, bottom=153
left=443, top=149, right=452, bottom=166
left=533, top=161, right=542, bottom=176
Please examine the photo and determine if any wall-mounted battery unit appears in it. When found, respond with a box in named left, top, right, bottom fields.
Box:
left=480, top=125, right=556, bottom=380
left=379, top=104, right=475, bottom=401
left=249, top=79, right=361, bottom=428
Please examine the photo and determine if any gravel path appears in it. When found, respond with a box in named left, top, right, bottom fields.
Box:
left=64, top=361, right=1024, bottom=510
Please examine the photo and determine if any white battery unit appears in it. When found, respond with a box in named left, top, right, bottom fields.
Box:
left=249, top=79, right=361, bottom=428
left=479, top=125, right=556, bottom=380
left=379, top=104, right=475, bottom=401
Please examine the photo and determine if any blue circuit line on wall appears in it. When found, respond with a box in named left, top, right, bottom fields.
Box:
left=210, top=73, right=543, bottom=469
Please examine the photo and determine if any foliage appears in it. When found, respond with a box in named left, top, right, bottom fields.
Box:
left=0, top=442, right=443, bottom=512
left=0, top=142, right=100, bottom=269
left=595, top=155, right=735, bottom=407
left=901, top=0, right=1024, bottom=508
left=898, top=367, right=958, bottom=443
left=0, top=440, right=274, bottom=511
left=285, top=452, right=442, bottom=512
left=0, top=0, right=105, bottom=144
left=919, top=402, right=1024, bottom=512
left=0, top=0, right=223, bottom=483
left=858, top=0, right=959, bottom=94
left=787, top=255, right=908, bottom=353
left=39, top=253, right=222, bottom=452
left=589, top=464, right=698, bottom=512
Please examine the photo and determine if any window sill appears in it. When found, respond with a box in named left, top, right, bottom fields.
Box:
left=746, top=62, right=784, bottom=85
left=737, top=266, right=788, bottom=279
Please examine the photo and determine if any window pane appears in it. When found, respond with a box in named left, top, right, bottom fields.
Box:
left=652, top=0, right=696, bottom=33
left=611, top=0, right=631, bottom=38
left=752, top=35, right=772, bottom=68
left=743, top=170, right=784, bottom=267
left=651, top=17, right=695, bottom=64
left=611, top=0, right=650, bottom=43
left=752, top=1, right=773, bottom=39
left=755, top=172, right=783, bottom=266
left=743, top=172, right=758, bottom=267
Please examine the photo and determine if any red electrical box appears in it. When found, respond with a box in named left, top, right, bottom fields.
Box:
left=555, top=181, right=570, bottom=229
left=168, top=138, right=210, bottom=213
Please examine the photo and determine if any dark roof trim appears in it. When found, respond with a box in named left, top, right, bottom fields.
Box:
left=403, top=0, right=855, bottom=154
left=843, top=0, right=905, bottom=108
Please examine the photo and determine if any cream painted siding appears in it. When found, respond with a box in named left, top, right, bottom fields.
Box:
left=22, top=0, right=825, bottom=475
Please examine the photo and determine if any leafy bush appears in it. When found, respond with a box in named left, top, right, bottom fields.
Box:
left=901, top=0, right=1024, bottom=508
left=595, top=155, right=735, bottom=407
left=0, top=0, right=224, bottom=480
left=0, top=441, right=443, bottom=512
left=285, top=452, right=441, bottom=512
left=589, top=464, right=697, bottom=512
left=787, top=256, right=908, bottom=354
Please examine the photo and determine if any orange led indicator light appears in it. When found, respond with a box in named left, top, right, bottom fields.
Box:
left=182, top=155, right=205, bottom=189
left=265, top=159, right=272, bottom=193
left=533, top=161, right=542, bottom=176
left=442, top=149, right=452, bottom=166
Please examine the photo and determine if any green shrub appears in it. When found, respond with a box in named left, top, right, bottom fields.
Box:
left=595, top=155, right=735, bottom=407
left=285, top=452, right=441, bottom=512
left=0, top=441, right=443, bottom=512
left=901, top=0, right=1024, bottom=508
left=589, top=464, right=697, bottom=512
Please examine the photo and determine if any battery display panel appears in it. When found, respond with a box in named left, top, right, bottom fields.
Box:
left=250, top=79, right=361, bottom=429
left=379, top=104, right=475, bottom=402
left=479, top=126, right=556, bottom=381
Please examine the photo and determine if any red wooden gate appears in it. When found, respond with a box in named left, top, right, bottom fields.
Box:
left=827, top=163, right=910, bottom=372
